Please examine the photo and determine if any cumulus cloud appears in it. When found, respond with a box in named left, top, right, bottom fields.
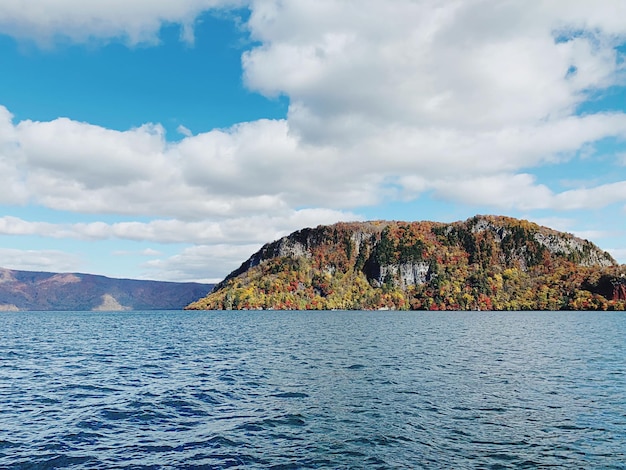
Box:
left=2, top=105, right=626, bottom=218
left=244, top=1, right=626, bottom=135
left=2, top=1, right=626, bottom=279
left=1, top=2, right=626, bottom=217
left=0, top=0, right=242, bottom=45
left=16, top=118, right=168, bottom=189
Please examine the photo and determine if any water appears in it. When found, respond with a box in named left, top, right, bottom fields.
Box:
left=1, top=310, right=625, bottom=469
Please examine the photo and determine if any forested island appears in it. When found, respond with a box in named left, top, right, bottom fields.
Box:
left=187, top=215, right=626, bottom=311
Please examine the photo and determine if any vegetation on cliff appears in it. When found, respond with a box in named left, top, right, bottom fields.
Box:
left=186, top=215, right=626, bottom=311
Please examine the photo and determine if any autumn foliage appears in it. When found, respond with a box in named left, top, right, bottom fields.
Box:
left=186, top=216, right=626, bottom=311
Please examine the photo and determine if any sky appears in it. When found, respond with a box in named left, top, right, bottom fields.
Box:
left=1, top=0, right=626, bottom=283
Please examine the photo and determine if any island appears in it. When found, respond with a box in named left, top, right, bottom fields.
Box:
left=186, top=215, right=626, bottom=311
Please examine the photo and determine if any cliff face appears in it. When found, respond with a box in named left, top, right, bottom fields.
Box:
left=0, top=269, right=214, bottom=311
left=187, top=215, right=625, bottom=311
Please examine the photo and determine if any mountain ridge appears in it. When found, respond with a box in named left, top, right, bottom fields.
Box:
left=187, top=215, right=626, bottom=311
left=0, top=268, right=214, bottom=311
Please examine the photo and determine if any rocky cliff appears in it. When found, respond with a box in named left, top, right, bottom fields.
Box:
left=187, top=215, right=625, bottom=311
left=0, top=269, right=214, bottom=311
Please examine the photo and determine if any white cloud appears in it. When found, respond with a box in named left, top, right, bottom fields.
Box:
left=552, top=181, right=626, bottom=210
left=606, top=247, right=626, bottom=264
left=0, top=0, right=242, bottom=45
left=2, top=3, right=626, bottom=217
left=142, top=244, right=261, bottom=283
left=2, top=105, right=626, bottom=217
left=238, top=1, right=626, bottom=210
left=0, top=209, right=361, bottom=245
left=244, top=1, right=626, bottom=137
left=176, top=125, right=193, bottom=137
left=112, top=248, right=162, bottom=257
left=572, top=230, right=614, bottom=240
left=16, top=118, right=168, bottom=189
left=0, top=248, right=82, bottom=273
left=427, top=175, right=626, bottom=211
left=3, top=1, right=626, bottom=279
left=431, top=174, right=554, bottom=210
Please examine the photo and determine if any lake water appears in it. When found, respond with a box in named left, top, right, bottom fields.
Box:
left=1, top=310, right=625, bottom=469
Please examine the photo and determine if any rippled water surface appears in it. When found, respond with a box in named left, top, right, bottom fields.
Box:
left=1, top=310, right=625, bottom=468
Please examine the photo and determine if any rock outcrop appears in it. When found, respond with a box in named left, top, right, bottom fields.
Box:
left=187, top=215, right=625, bottom=311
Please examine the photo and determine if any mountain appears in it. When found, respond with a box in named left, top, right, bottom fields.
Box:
left=0, top=268, right=214, bottom=311
left=186, top=215, right=626, bottom=311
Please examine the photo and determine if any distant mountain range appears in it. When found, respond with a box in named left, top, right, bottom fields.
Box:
left=187, top=215, right=626, bottom=311
left=0, top=268, right=214, bottom=311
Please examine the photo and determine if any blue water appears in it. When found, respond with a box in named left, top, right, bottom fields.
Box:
left=1, top=310, right=625, bottom=469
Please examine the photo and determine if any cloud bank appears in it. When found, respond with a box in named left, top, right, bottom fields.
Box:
left=1, top=0, right=626, bottom=279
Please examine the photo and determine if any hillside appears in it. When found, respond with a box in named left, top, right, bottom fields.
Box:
left=186, top=215, right=626, bottom=311
left=0, top=268, right=214, bottom=311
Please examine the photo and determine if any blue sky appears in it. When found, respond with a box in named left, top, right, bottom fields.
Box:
left=1, top=0, right=626, bottom=283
